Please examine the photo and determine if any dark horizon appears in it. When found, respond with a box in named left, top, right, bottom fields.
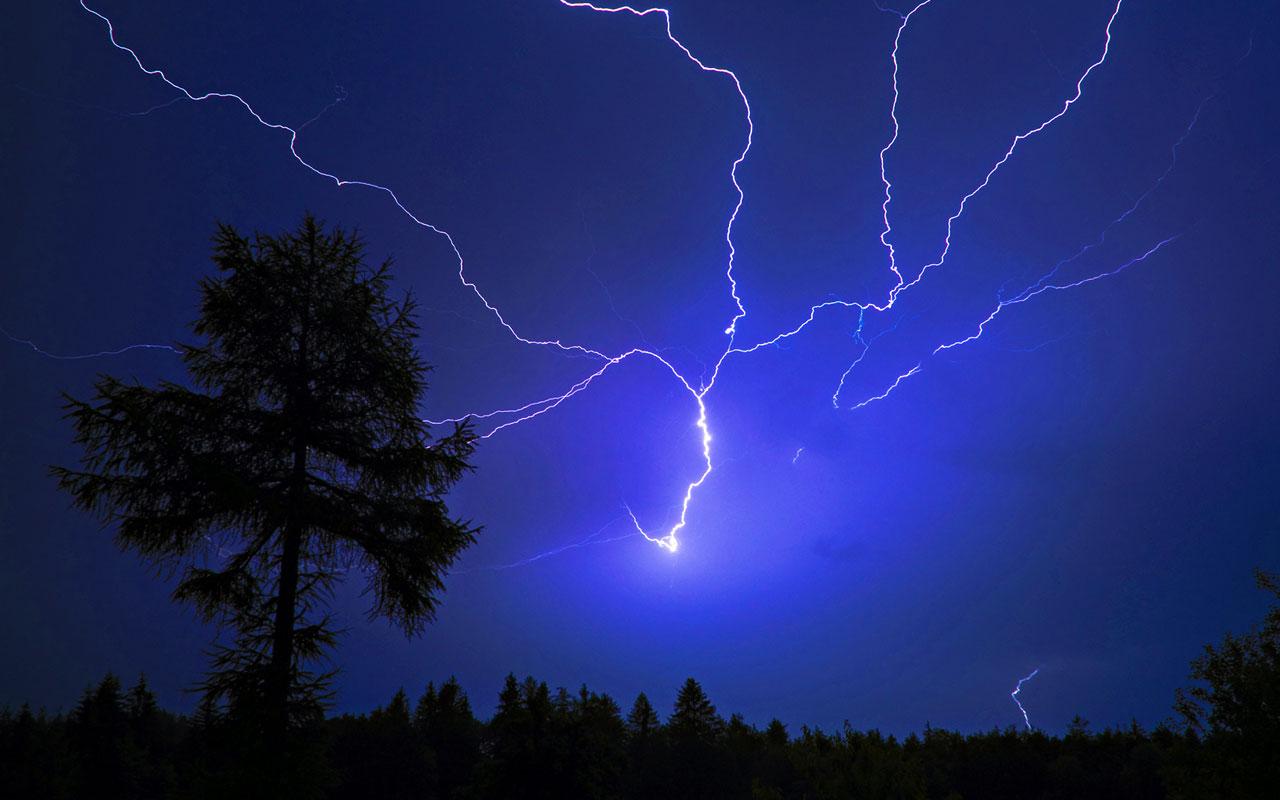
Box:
left=3, top=0, right=1279, bottom=738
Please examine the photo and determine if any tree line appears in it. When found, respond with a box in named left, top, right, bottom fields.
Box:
left=1, top=657, right=1276, bottom=800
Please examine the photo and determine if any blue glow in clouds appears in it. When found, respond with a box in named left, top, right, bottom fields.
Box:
left=56, top=0, right=1195, bottom=569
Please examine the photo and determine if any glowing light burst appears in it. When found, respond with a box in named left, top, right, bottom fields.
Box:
left=1011, top=668, right=1040, bottom=730
left=52, top=0, right=1191, bottom=561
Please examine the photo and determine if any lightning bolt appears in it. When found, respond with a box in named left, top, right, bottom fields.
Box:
left=34, top=0, right=1208, bottom=565
left=1011, top=668, right=1040, bottom=730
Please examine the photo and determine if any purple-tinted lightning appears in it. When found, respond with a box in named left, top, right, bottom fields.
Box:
left=1011, top=668, right=1040, bottom=730
left=56, top=0, right=1203, bottom=569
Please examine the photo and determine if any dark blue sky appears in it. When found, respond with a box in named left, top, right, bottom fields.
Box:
left=2, top=0, right=1278, bottom=735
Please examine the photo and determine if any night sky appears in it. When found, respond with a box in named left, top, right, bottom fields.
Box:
left=3, top=0, right=1279, bottom=735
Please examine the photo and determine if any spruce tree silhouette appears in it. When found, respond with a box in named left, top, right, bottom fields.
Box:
left=53, top=216, right=478, bottom=749
left=625, top=693, right=660, bottom=739
left=415, top=677, right=481, bottom=796
left=669, top=678, right=721, bottom=741
left=667, top=678, right=728, bottom=799
left=624, top=692, right=664, bottom=799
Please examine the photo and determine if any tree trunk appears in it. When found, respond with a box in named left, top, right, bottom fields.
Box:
left=268, top=483, right=302, bottom=737
left=267, top=226, right=315, bottom=739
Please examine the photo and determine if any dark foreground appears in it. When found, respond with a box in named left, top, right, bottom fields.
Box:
left=2, top=671, right=1274, bottom=800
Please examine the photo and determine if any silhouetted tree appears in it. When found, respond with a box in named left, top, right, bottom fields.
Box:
left=626, top=693, right=660, bottom=739
left=666, top=678, right=729, bottom=799
left=415, top=677, right=480, bottom=796
left=1176, top=568, right=1280, bottom=795
left=54, top=216, right=478, bottom=748
left=566, top=686, right=626, bottom=797
left=669, top=678, right=722, bottom=741
left=68, top=674, right=136, bottom=799
left=331, top=688, right=431, bottom=800
left=624, top=692, right=664, bottom=799
left=483, top=674, right=555, bottom=799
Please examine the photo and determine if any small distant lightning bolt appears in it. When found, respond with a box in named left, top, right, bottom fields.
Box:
left=791, top=447, right=804, bottom=464
left=1011, top=668, right=1040, bottom=730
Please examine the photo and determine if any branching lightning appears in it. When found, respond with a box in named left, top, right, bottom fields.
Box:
left=16, top=0, right=1214, bottom=566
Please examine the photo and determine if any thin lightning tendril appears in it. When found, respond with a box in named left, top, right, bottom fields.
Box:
left=852, top=72, right=1230, bottom=406
left=47, top=0, right=1188, bottom=560
left=2, top=325, right=180, bottom=360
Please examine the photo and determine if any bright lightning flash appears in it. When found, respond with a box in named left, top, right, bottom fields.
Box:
left=20, top=0, right=1217, bottom=564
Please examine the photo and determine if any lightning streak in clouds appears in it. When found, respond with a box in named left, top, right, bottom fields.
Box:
left=57, top=0, right=1182, bottom=560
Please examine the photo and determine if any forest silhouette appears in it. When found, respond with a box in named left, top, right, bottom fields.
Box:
left=2, top=598, right=1278, bottom=800
left=4, top=218, right=1276, bottom=798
